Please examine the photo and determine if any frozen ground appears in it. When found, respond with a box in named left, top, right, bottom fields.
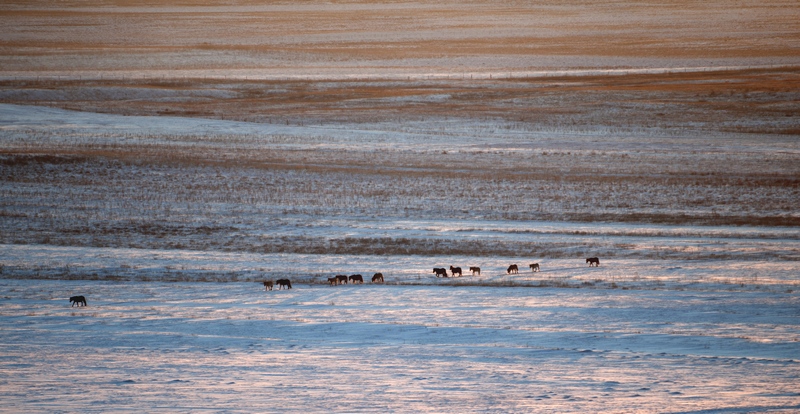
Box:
left=1, top=100, right=799, bottom=412
left=1, top=104, right=798, bottom=282
left=2, top=244, right=800, bottom=293
left=2, top=103, right=798, bottom=265
left=1, top=279, right=798, bottom=413
left=1, top=1, right=799, bottom=411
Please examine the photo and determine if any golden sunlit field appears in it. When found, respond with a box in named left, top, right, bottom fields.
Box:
left=1, top=0, right=798, bottom=74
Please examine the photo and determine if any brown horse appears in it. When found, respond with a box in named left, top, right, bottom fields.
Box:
left=69, top=295, right=87, bottom=307
left=349, top=274, right=364, bottom=284
left=586, top=257, right=600, bottom=267
left=469, top=266, right=481, bottom=276
left=507, top=264, right=519, bottom=274
left=276, top=279, right=292, bottom=289
left=328, top=277, right=338, bottom=286
left=263, top=280, right=273, bottom=291
left=450, top=266, right=462, bottom=277
left=335, top=275, right=349, bottom=285
left=372, top=273, right=384, bottom=283
left=433, top=268, right=448, bottom=277
left=529, top=263, right=540, bottom=272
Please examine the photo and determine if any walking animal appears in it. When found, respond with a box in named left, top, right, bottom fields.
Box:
left=450, top=266, right=462, bottom=277
left=328, top=277, right=338, bottom=286
left=586, top=257, right=600, bottom=267
left=469, top=266, right=481, bottom=276
left=276, top=279, right=292, bottom=289
left=349, top=274, right=364, bottom=284
left=372, top=273, right=384, bottom=283
left=69, top=295, right=87, bottom=307
left=529, top=263, right=540, bottom=272
left=263, top=280, right=273, bottom=291
left=433, top=268, right=448, bottom=277
left=507, top=264, right=519, bottom=274
left=336, top=275, right=349, bottom=284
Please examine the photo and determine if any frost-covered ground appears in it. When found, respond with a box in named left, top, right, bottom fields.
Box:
left=2, top=104, right=798, bottom=263
left=1, top=1, right=799, bottom=411
left=2, top=244, right=800, bottom=293
left=1, top=279, right=798, bottom=413
left=1, top=101, right=799, bottom=412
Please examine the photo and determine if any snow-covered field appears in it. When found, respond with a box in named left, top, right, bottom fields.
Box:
left=2, top=0, right=800, bottom=411
left=2, top=278, right=799, bottom=413
left=1, top=101, right=799, bottom=412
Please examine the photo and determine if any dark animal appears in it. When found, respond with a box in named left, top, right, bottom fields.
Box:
left=586, top=257, right=600, bottom=267
left=529, top=263, right=540, bottom=272
left=469, top=266, right=481, bottom=276
left=263, top=280, right=273, bottom=291
left=69, top=295, right=87, bottom=307
left=450, top=266, right=462, bottom=277
left=433, top=268, right=448, bottom=277
left=336, top=275, right=349, bottom=285
left=328, top=277, right=338, bottom=286
left=349, top=274, right=364, bottom=284
left=507, top=264, right=519, bottom=274
left=276, top=279, right=292, bottom=289
left=372, top=273, right=384, bottom=283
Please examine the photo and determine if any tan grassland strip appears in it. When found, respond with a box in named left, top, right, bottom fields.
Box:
left=0, top=0, right=797, bottom=73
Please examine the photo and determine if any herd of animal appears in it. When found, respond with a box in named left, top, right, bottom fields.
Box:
left=262, top=272, right=385, bottom=291
left=327, top=273, right=385, bottom=286
left=260, top=258, right=601, bottom=292
left=69, top=259, right=601, bottom=303
left=434, top=258, right=599, bottom=278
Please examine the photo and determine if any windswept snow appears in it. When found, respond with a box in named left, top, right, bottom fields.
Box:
left=1, top=99, right=799, bottom=412
left=1, top=0, right=799, bottom=407
left=1, top=279, right=798, bottom=413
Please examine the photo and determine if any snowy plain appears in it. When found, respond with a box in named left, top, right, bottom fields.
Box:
left=1, top=0, right=799, bottom=411
left=2, top=278, right=799, bottom=413
left=1, top=103, right=799, bottom=413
